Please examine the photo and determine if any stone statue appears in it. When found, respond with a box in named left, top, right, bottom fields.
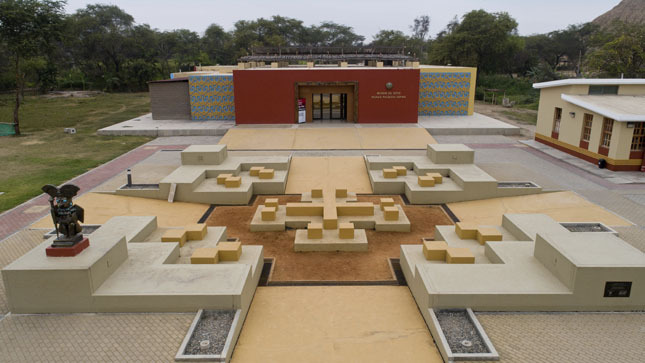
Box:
left=42, top=184, right=85, bottom=247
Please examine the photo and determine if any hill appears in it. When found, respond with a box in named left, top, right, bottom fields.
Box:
left=593, top=0, right=645, bottom=27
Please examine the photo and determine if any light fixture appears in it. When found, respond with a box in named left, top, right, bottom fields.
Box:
left=569, top=112, right=576, bottom=118
left=627, top=122, right=635, bottom=128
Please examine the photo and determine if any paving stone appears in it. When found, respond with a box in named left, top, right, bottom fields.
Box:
left=476, top=312, right=645, bottom=363
left=0, top=313, right=193, bottom=362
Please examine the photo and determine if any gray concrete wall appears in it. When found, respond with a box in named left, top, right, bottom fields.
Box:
left=150, top=81, right=191, bottom=120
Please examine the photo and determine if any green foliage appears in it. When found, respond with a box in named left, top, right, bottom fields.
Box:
left=475, top=74, right=539, bottom=109
left=586, top=22, right=645, bottom=78
left=429, top=10, right=522, bottom=74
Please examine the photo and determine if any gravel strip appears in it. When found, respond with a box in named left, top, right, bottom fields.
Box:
left=435, top=309, right=489, bottom=354
left=184, top=310, right=235, bottom=356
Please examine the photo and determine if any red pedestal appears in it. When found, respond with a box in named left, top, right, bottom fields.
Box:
left=46, top=237, right=90, bottom=257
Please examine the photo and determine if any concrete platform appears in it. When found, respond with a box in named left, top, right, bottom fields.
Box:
left=294, top=228, right=368, bottom=252
left=3, top=216, right=264, bottom=314
left=418, top=113, right=520, bottom=135
left=219, top=127, right=436, bottom=150
left=401, top=213, right=645, bottom=312
left=98, top=113, right=234, bottom=136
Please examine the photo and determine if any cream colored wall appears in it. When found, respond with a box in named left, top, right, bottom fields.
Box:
left=617, top=84, right=645, bottom=95
left=610, top=122, right=635, bottom=159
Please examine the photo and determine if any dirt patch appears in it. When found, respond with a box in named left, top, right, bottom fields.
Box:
left=475, top=101, right=536, bottom=138
left=206, top=195, right=453, bottom=282
left=42, top=91, right=102, bottom=98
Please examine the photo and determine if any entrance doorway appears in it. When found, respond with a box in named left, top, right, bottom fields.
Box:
left=312, top=93, right=347, bottom=121
left=296, top=82, right=357, bottom=123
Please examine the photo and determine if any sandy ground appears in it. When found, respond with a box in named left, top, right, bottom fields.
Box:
left=447, top=191, right=632, bottom=227
left=475, top=101, right=536, bottom=138
left=206, top=195, right=453, bottom=281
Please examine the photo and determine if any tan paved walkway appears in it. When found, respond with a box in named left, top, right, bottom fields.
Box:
left=219, top=127, right=436, bottom=150
left=285, top=156, right=372, bottom=194
left=31, top=193, right=209, bottom=228
left=232, top=286, right=443, bottom=363
left=448, top=191, right=632, bottom=227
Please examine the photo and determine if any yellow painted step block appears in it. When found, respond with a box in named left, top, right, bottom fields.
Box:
left=261, top=206, right=276, bottom=221
left=335, top=188, right=348, bottom=198
left=264, top=198, right=279, bottom=208
left=225, top=176, right=242, bottom=188
left=249, top=166, right=264, bottom=176
left=446, top=247, right=475, bottom=264
left=339, top=222, right=355, bottom=239
left=393, top=166, right=407, bottom=176
left=190, top=248, right=219, bottom=264
left=337, top=202, right=374, bottom=216
left=311, top=188, right=323, bottom=198
left=455, top=222, right=478, bottom=239
left=423, top=241, right=448, bottom=261
left=383, top=206, right=399, bottom=221
left=161, top=229, right=187, bottom=247
left=476, top=227, right=503, bottom=245
left=286, top=203, right=324, bottom=216
left=383, top=168, right=398, bottom=178
left=186, top=224, right=208, bottom=240
left=217, top=241, right=242, bottom=261
left=307, top=223, right=323, bottom=239
left=380, top=197, right=395, bottom=211
left=217, top=173, right=233, bottom=185
left=259, top=168, right=274, bottom=179
left=418, top=175, right=435, bottom=187
left=426, top=172, right=443, bottom=184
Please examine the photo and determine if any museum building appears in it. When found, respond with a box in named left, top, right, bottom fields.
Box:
left=533, top=79, right=645, bottom=171
left=148, top=47, right=476, bottom=124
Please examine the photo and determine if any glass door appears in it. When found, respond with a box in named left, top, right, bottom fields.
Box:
left=312, top=93, right=347, bottom=121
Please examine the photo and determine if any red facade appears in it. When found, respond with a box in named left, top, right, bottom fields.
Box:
left=233, top=69, right=420, bottom=124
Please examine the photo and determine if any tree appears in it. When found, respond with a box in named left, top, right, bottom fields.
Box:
left=0, top=0, right=66, bottom=135
left=429, top=10, right=521, bottom=75
left=587, top=23, right=645, bottom=77
left=203, top=24, right=233, bottom=65
left=371, top=30, right=408, bottom=47
left=410, top=15, right=430, bottom=41
left=66, top=4, right=135, bottom=90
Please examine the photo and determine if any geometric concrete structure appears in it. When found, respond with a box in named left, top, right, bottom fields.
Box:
left=294, top=228, right=368, bottom=252
left=250, top=191, right=410, bottom=233
left=2, top=216, right=263, bottom=314
left=115, top=144, right=290, bottom=204
left=366, top=144, right=543, bottom=204
left=401, top=213, right=645, bottom=315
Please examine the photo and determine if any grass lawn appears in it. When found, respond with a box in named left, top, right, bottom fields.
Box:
left=0, top=92, right=152, bottom=213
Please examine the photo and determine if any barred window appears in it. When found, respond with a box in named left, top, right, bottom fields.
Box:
left=553, top=107, right=562, bottom=133
left=631, top=122, right=645, bottom=151
left=601, top=118, right=614, bottom=148
left=581, top=114, right=593, bottom=142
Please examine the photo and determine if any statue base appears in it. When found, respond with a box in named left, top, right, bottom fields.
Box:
left=46, top=237, right=90, bottom=257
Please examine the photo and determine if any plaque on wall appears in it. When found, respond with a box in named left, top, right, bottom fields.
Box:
left=603, top=281, right=632, bottom=297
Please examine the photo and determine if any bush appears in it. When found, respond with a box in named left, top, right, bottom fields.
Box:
left=476, top=74, right=539, bottom=108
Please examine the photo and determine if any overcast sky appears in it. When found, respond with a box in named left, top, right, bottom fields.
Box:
left=64, top=0, right=621, bottom=40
